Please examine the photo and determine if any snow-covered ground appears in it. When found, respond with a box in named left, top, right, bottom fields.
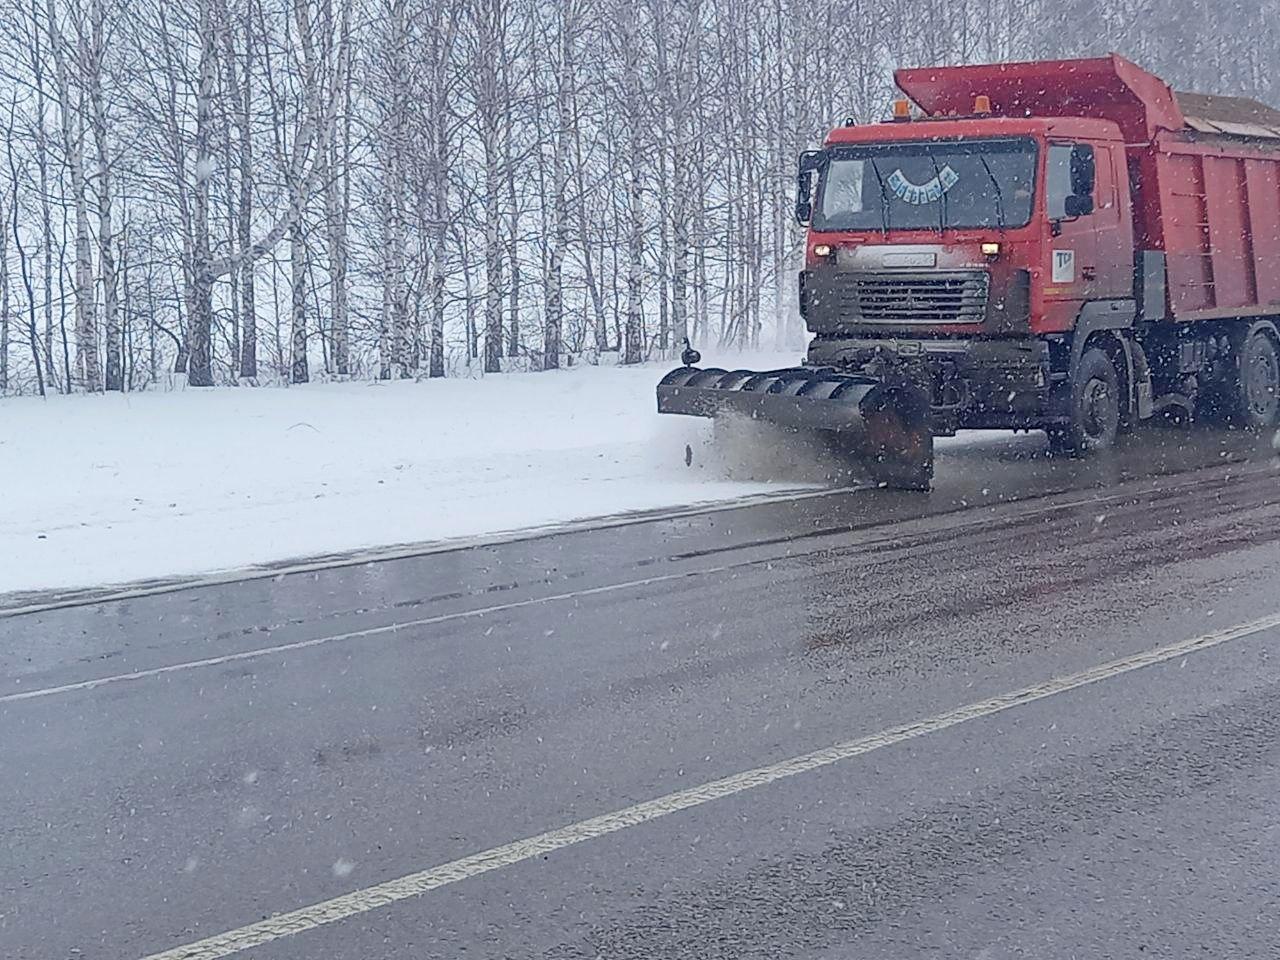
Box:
left=1, top=351, right=850, bottom=595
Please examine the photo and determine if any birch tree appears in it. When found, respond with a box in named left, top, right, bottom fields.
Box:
left=86, top=0, right=120, bottom=389
left=610, top=0, right=644, bottom=364
left=0, top=141, right=8, bottom=393
left=467, top=0, right=506, bottom=373
left=187, top=0, right=216, bottom=386
left=44, top=0, right=99, bottom=390
left=414, top=0, right=460, bottom=378
left=541, top=0, right=585, bottom=370
left=214, top=0, right=260, bottom=379
left=324, top=0, right=353, bottom=375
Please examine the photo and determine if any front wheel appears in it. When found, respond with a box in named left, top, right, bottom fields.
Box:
left=1047, top=347, right=1120, bottom=456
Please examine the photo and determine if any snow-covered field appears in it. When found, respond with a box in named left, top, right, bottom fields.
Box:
left=1, top=352, right=839, bottom=596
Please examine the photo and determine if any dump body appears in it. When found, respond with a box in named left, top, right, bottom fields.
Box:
left=1145, top=105, right=1280, bottom=323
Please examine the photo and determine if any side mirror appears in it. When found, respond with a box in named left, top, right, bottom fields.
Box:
left=795, top=171, right=814, bottom=225
left=1064, top=193, right=1094, bottom=218
left=795, top=149, right=826, bottom=226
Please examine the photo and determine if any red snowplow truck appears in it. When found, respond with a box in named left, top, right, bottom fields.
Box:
left=658, top=54, right=1280, bottom=488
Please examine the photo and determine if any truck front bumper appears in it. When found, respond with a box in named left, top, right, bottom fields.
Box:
left=805, top=334, right=1051, bottom=433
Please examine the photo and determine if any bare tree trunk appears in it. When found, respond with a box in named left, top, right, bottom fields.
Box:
left=483, top=176, right=503, bottom=373
left=774, top=0, right=796, bottom=348
left=0, top=169, right=8, bottom=393
left=502, top=49, right=519, bottom=359
left=6, top=123, right=45, bottom=396
left=426, top=119, right=447, bottom=379
left=188, top=0, right=216, bottom=386
left=88, top=0, right=120, bottom=390
left=222, top=91, right=239, bottom=381
left=388, top=178, right=408, bottom=377
left=692, top=47, right=708, bottom=347
left=671, top=42, right=692, bottom=349
left=56, top=213, right=72, bottom=389
left=213, top=0, right=257, bottom=379
left=419, top=2, right=458, bottom=379
left=284, top=0, right=343, bottom=384
left=473, top=0, right=506, bottom=373
left=378, top=193, right=392, bottom=379
left=619, top=0, right=644, bottom=365
left=45, top=0, right=99, bottom=390
left=429, top=267, right=445, bottom=377
left=153, top=2, right=196, bottom=377
left=327, top=2, right=352, bottom=376
left=657, top=129, right=670, bottom=352
left=544, top=1, right=577, bottom=371
left=121, top=218, right=131, bottom=388
left=461, top=227, right=477, bottom=363
left=378, top=0, right=409, bottom=377
left=146, top=260, right=157, bottom=384
left=569, top=90, right=606, bottom=353
left=29, top=0, right=57, bottom=389
left=327, top=161, right=349, bottom=375
left=290, top=221, right=308, bottom=382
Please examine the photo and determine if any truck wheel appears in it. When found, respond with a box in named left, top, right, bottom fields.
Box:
left=1235, top=330, right=1280, bottom=430
left=1048, top=347, right=1120, bottom=455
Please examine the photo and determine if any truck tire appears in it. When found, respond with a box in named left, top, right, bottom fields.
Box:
left=1234, top=329, right=1280, bottom=430
left=1047, top=347, right=1120, bottom=455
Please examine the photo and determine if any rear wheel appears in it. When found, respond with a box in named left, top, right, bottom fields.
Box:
left=1047, top=347, right=1120, bottom=456
left=1235, top=330, right=1280, bottom=430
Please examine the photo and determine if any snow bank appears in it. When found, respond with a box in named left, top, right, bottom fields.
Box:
left=0, top=352, right=820, bottom=595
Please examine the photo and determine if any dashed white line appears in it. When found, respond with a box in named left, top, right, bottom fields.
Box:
left=0, top=566, right=727, bottom=705
left=135, top=609, right=1280, bottom=960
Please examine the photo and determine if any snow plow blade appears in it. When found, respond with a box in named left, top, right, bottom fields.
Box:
left=657, top=366, right=934, bottom=490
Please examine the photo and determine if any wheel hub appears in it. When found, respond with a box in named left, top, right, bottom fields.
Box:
left=1245, top=343, right=1279, bottom=419
left=1082, top=378, right=1113, bottom=437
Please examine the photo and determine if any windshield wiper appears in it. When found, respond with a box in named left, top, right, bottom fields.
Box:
left=866, top=157, right=892, bottom=235
left=978, top=154, right=1007, bottom=231
left=926, top=152, right=948, bottom=234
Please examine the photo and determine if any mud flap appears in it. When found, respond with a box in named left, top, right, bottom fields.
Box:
left=657, top=366, right=934, bottom=491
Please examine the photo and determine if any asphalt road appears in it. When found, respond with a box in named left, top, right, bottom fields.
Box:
left=3, top=427, right=1280, bottom=960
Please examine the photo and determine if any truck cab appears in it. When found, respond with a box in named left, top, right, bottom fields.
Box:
left=798, top=111, right=1137, bottom=440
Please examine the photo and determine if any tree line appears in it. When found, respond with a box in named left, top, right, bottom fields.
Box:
left=0, top=0, right=1277, bottom=395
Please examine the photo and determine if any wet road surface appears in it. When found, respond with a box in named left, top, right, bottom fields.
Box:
left=3, top=427, right=1280, bottom=959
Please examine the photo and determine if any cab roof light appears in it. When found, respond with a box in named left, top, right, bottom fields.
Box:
left=892, top=99, right=911, bottom=121
left=973, top=94, right=992, bottom=115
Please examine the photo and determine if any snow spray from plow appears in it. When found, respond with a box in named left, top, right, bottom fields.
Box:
left=657, top=364, right=934, bottom=490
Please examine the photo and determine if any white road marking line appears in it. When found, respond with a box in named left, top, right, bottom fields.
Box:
left=0, top=476, right=1230, bottom=706
left=136, top=610, right=1280, bottom=960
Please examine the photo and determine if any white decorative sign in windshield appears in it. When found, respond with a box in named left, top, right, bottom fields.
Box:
left=886, top=165, right=960, bottom=205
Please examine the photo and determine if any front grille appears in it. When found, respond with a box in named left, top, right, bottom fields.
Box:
left=840, top=271, right=989, bottom=324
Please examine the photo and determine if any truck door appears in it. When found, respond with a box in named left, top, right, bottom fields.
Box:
left=1088, top=144, right=1134, bottom=300
left=1044, top=142, right=1099, bottom=330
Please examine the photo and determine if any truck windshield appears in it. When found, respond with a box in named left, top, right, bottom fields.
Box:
left=814, top=138, right=1037, bottom=231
